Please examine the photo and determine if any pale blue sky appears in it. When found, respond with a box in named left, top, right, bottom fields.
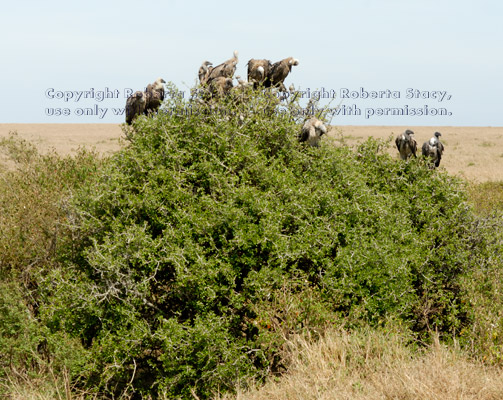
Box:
left=0, top=0, right=501, bottom=125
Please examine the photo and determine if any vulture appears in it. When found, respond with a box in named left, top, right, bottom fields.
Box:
left=395, top=129, right=417, bottom=160
left=205, top=50, right=239, bottom=82
left=198, top=61, right=213, bottom=85
left=125, top=91, right=147, bottom=125
left=421, top=132, right=445, bottom=168
left=299, top=117, right=327, bottom=147
left=208, top=76, right=234, bottom=98
left=247, top=59, right=272, bottom=88
left=144, top=78, right=166, bottom=114
left=268, top=57, right=299, bottom=91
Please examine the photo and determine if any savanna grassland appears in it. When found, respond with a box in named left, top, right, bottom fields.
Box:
left=1, top=89, right=503, bottom=399
left=2, top=124, right=502, bottom=182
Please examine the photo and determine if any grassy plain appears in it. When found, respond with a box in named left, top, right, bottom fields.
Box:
left=2, top=124, right=501, bottom=182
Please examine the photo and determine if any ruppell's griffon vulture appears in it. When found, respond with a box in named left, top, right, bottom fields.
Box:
left=205, top=50, right=239, bottom=82
left=198, top=61, right=213, bottom=85
left=144, top=78, right=166, bottom=114
left=395, top=129, right=417, bottom=160
left=268, top=57, right=299, bottom=91
left=125, top=91, right=147, bottom=125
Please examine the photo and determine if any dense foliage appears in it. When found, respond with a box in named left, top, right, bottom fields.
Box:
left=1, top=87, right=503, bottom=399
left=48, top=87, right=484, bottom=397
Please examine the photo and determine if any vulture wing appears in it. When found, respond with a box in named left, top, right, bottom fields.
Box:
left=410, top=137, right=417, bottom=157
left=421, top=141, right=430, bottom=157
left=299, top=124, right=311, bottom=143
left=395, top=135, right=402, bottom=151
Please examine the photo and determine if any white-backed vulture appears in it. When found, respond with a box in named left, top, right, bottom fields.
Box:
left=268, top=57, right=299, bottom=91
left=206, top=50, right=239, bottom=82
left=395, top=129, right=417, bottom=160
left=421, top=131, right=445, bottom=168
left=247, top=59, right=272, bottom=88
left=125, top=91, right=147, bottom=125
left=299, top=117, right=327, bottom=147
left=198, top=61, right=213, bottom=85
left=144, top=78, right=166, bottom=114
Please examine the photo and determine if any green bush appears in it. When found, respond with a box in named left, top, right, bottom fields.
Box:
left=41, top=85, right=499, bottom=398
left=0, top=281, right=87, bottom=383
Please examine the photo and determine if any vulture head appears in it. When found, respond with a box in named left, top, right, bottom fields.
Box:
left=198, top=61, right=213, bottom=84
left=429, top=131, right=442, bottom=146
left=232, top=50, right=239, bottom=63
left=125, top=91, right=147, bottom=125
left=288, top=57, right=300, bottom=69
left=201, top=60, right=213, bottom=69
left=152, top=78, right=166, bottom=91
left=269, top=57, right=299, bottom=91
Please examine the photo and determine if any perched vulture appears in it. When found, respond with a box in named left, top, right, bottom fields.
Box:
left=125, top=91, right=147, bottom=125
left=206, top=50, right=239, bottom=82
left=395, top=129, right=417, bottom=160
left=299, top=117, right=327, bottom=147
left=247, top=59, right=272, bottom=88
left=208, top=76, right=234, bottom=98
left=144, top=78, right=166, bottom=114
left=198, top=61, right=213, bottom=85
left=268, top=57, right=299, bottom=91
left=421, top=132, right=445, bottom=168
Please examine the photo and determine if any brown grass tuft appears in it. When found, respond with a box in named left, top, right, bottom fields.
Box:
left=222, top=328, right=503, bottom=400
left=468, top=181, right=503, bottom=215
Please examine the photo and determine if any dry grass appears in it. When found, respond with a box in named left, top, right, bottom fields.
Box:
left=0, top=124, right=123, bottom=157
left=8, top=329, right=503, bottom=400
left=328, top=125, right=503, bottom=183
left=1, top=367, right=83, bottom=400
left=222, top=328, right=503, bottom=400
left=468, top=181, right=503, bottom=214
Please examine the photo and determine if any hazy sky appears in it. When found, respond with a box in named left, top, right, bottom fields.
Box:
left=1, top=0, right=501, bottom=125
